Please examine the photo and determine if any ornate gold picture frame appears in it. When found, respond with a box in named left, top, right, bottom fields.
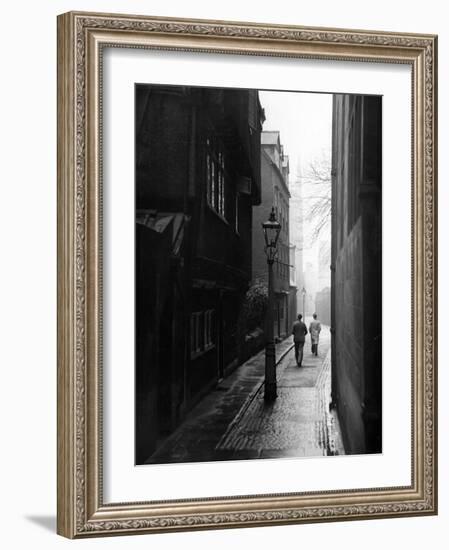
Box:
left=57, top=11, right=437, bottom=538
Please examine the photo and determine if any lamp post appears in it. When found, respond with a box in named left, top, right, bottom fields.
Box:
left=262, top=207, right=281, bottom=402
left=301, top=286, right=306, bottom=319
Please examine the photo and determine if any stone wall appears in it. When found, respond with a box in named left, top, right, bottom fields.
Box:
left=331, top=94, right=382, bottom=455
left=334, top=218, right=366, bottom=453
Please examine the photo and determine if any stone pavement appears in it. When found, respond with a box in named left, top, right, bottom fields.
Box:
left=217, top=325, right=344, bottom=458
left=146, top=324, right=344, bottom=464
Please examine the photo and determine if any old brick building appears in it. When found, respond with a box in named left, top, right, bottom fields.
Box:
left=252, top=131, right=297, bottom=341
left=135, top=84, right=264, bottom=463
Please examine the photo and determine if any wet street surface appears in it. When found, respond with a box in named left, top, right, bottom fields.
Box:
left=147, top=325, right=344, bottom=464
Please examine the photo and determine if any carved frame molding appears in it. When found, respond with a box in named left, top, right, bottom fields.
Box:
left=57, top=11, right=437, bottom=538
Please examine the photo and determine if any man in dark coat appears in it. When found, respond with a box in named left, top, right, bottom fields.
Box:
left=292, top=314, right=308, bottom=367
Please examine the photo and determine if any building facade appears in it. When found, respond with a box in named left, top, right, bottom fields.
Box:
left=331, top=94, right=382, bottom=454
left=135, top=84, right=264, bottom=463
left=314, top=240, right=331, bottom=324
left=315, top=286, right=331, bottom=326
left=252, top=131, right=297, bottom=341
left=290, top=164, right=305, bottom=315
left=303, top=260, right=318, bottom=316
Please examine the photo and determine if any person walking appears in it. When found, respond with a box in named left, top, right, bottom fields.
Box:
left=309, top=313, right=322, bottom=356
left=292, top=314, right=308, bottom=367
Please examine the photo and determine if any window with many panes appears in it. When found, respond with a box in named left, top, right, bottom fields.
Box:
left=203, top=310, right=214, bottom=350
left=190, top=312, right=202, bottom=356
left=190, top=310, right=215, bottom=358
left=206, top=138, right=226, bottom=218
left=235, top=193, right=240, bottom=233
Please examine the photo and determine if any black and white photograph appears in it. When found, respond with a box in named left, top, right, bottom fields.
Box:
left=135, top=84, right=382, bottom=465
left=1, top=0, right=444, bottom=544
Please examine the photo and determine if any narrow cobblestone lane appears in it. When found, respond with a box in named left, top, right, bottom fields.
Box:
left=217, top=325, right=344, bottom=458
left=146, top=324, right=344, bottom=464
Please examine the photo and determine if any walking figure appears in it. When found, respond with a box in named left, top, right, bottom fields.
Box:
left=292, top=314, right=308, bottom=367
left=309, top=313, right=321, bottom=356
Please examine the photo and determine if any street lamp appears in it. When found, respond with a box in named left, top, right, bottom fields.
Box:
left=262, top=207, right=282, bottom=401
left=301, top=286, right=306, bottom=318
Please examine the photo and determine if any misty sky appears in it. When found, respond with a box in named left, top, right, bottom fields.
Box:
left=259, top=90, right=332, bottom=284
